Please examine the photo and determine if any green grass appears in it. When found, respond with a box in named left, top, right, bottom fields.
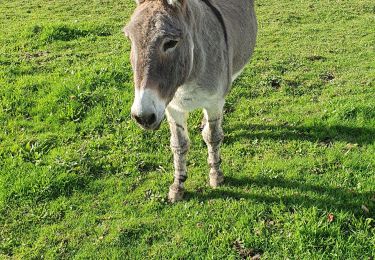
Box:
left=1, top=0, right=374, bottom=258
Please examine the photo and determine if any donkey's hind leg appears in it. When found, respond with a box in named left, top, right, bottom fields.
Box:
left=166, top=106, right=190, bottom=202
left=202, top=100, right=225, bottom=188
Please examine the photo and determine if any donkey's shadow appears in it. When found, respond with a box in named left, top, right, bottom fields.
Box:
left=223, top=123, right=375, bottom=146
left=187, top=123, right=375, bottom=216
left=186, top=175, right=374, bottom=217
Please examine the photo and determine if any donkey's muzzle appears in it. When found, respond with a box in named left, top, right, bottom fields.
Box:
left=132, top=112, right=158, bottom=129
left=131, top=88, right=165, bottom=130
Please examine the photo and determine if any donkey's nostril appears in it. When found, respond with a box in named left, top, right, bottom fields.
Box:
left=145, top=113, right=156, bottom=126
left=132, top=113, right=157, bottom=127
left=133, top=114, right=143, bottom=125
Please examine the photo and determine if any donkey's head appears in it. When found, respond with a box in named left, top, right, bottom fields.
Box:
left=124, top=0, right=193, bottom=130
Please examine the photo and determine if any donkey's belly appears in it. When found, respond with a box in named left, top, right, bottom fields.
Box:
left=168, top=82, right=223, bottom=112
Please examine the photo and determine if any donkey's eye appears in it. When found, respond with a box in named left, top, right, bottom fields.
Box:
left=163, top=40, right=179, bottom=52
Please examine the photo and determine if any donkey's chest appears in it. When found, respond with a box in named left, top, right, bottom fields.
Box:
left=169, top=83, right=223, bottom=112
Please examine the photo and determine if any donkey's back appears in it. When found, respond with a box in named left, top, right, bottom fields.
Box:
left=187, top=0, right=257, bottom=94
left=218, top=0, right=257, bottom=75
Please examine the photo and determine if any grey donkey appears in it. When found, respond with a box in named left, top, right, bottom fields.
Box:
left=124, top=0, right=257, bottom=202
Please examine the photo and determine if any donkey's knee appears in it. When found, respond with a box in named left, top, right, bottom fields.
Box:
left=168, top=131, right=190, bottom=203
left=202, top=120, right=224, bottom=188
left=202, top=121, right=224, bottom=146
left=170, top=137, right=190, bottom=156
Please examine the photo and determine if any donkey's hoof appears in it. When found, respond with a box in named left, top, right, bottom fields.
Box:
left=209, top=170, right=224, bottom=188
left=168, top=184, right=185, bottom=203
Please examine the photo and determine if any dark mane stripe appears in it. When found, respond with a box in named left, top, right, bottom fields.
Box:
left=201, top=0, right=228, bottom=47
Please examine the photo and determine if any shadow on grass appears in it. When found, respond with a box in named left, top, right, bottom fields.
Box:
left=186, top=175, right=374, bottom=217
left=224, top=123, right=375, bottom=146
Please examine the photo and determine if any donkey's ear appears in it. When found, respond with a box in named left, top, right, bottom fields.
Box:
left=166, top=0, right=186, bottom=8
left=134, top=0, right=145, bottom=5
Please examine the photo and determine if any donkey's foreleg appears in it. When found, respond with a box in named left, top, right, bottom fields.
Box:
left=202, top=102, right=225, bottom=188
left=166, top=107, right=190, bottom=202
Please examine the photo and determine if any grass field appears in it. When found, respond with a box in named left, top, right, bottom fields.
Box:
left=1, top=0, right=374, bottom=258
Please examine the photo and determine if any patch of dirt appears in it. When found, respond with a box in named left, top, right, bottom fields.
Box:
left=233, top=240, right=263, bottom=260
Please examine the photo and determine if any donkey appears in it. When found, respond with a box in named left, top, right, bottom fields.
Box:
left=124, top=0, right=257, bottom=202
